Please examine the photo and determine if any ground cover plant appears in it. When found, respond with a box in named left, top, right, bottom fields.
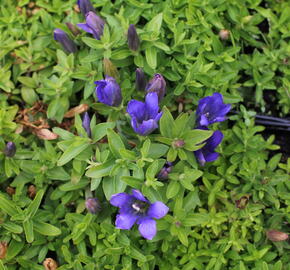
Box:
left=0, top=0, right=289, bottom=269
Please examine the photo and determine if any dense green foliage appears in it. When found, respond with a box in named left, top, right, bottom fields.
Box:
left=0, top=0, right=289, bottom=269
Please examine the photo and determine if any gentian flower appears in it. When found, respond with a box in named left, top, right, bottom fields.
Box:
left=127, top=24, right=139, bottom=51
left=4, top=142, right=16, bottom=157
left=135, top=68, right=147, bottom=91
left=77, top=11, right=105, bottom=40
left=53, top=29, right=77, bottom=53
left=127, top=92, right=162, bottom=136
left=194, top=130, right=223, bottom=166
left=196, top=92, right=231, bottom=127
left=77, top=0, right=95, bottom=17
left=110, top=189, right=169, bottom=240
left=95, top=76, right=122, bottom=106
left=82, top=112, right=91, bottom=138
left=145, top=74, right=166, bottom=102
left=157, top=162, right=173, bottom=180
left=85, top=197, right=101, bottom=214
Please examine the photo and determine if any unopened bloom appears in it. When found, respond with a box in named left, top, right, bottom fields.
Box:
left=4, top=142, right=16, bottom=157
left=110, top=189, right=169, bottom=240
left=77, top=11, right=105, bottom=40
left=127, top=92, right=162, bottom=136
left=145, top=74, right=166, bottom=101
left=85, top=197, right=101, bottom=214
left=127, top=24, right=139, bottom=51
left=77, top=0, right=95, bottom=17
left=95, top=76, right=122, bottom=106
left=157, top=162, right=173, bottom=180
left=196, top=93, right=231, bottom=127
left=194, top=130, right=223, bottom=166
left=135, top=68, right=147, bottom=91
left=82, top=112, right=91, bottom=137
left=266, top=230, right=288, bottom=242
left=65, top=22, right=81, bottom=36
left=53, top=29, right=77, bottom=53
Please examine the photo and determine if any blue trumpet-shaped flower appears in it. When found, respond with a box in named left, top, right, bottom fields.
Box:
left=196, top=93, right=231, bottom=127
left=127, top=92, right=162, bottom=136
left=194, top=130, right=224, bottom=166
left=53, top=29, right=77, bottom=53
left=77, top=0, right=95, bottom=17
left=95, top=76, right=122, bottom=107
left=77, top=11, right=105, bottom=40
left=110, top=189, right=169, bottom=240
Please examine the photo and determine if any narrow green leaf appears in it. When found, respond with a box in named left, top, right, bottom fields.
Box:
left=26, top=189, right=44, bottom=218
left=23, top=219, right=34, bottom=243
left=107, top=128, right=125, bottom=158
left=33, top=221, right=61, bottom=236
left=160, top=107, right=175, bottom=138
left=0, top=194, right=20, bottom=217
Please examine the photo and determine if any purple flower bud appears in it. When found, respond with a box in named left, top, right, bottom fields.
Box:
left=82, top=112, right=91, bottom=138
left=172, top=140, right=185, bottom=148
left=77, top=11, right=105, bottom=40
left=85, top=197, right=101, bottom=214
left=4, top=142, right=16, bottom=157
left=77, top=0, right=95, bottom=17
left=65, top=22, right=81, bottom=36
left=127, top=24, right=140, bottom=51
left=157, top=162, right=173, bottom=180
left=95, top=76, right=122, bottom=107
left=145, top=74, right=166, bottom=102
left=135, top=68, right=147, bottom=91
left=266, top=230, right=288, bottom=242
left=53, top=29, right=77, bottom=53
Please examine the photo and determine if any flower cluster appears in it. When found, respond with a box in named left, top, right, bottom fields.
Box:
left=194, top=93, right=231, bottom=166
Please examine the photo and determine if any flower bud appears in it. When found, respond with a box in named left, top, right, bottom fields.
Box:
left=85, top=198, right=101, bottom=214
left=127, top=24, right=140, bottom=51
left=266, top=230, right=288, bottom=242
left=4, top=142, right=16, bottom=157
left=135, top=68, right=147, bottom=91
left=65, top=22, right=81, bottom=36
left=145, top=74, right=166, bottom=101
left=53, top=28, right=77, bottom=53
left=77, top=0, right=95, bottom=17
left=82, top=112, right=91, bottom=138
left=95, top=76, right=122, bottom=107
left=0, top=242, right=8, bottom=259
left=219, top=29, right=230, bottom=40
left=103, top=58, right=119, bottom=79
left=157, top=162, right=173, bottom=180
left=172, top=140, right=185, bottom=149
left=43, top=258, right=58, bottom=270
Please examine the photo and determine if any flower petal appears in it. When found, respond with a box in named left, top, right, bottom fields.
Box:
left=132, top=189, right=148, bottom=202
left=127, top=100, right=146, bottom=122
left=77, top=23, right=93, bottom=34
left=136, top=119, right=158, bottom=136
left=205, top=152, right=219, bottom=162
left=206, top=130, right=224, bottom=149
left=145, top=92, right=159, bottom=119
left=148, top=201, right=169, bottom=219
left=115, top=213, right=137, bottom=230
left=194, top=149, right=206, bottom=166
left=138, top=218, right=157, bottom=240
left=110, top=193, right=133, bottom=208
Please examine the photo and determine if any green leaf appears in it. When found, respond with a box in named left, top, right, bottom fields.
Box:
left=6, top=239, right=25, bottom=260
left=82, top=37, right=103, bottom=49
left=183, top=213, right=210, bottom=226
left=160, top=107, right=175, bottom=138
left=177, top=228, right=188, bottom=247
left=145, top=13, right=163, bottom=33
left=86, top=159, right=115, bottom=178
left=23, top=219, right=34, bottom=243
left=121, top=176, right=142, bottom=189
left=92, top=122, right=116, bottom=142
left=0, top=194, right=20, bottom=217
left=183, top=129, right=213, bottom=151
left=33, top=221, right=61, bottom=236
left=2, top=221, right=23, bottom=234
left=148, top=143, right=169, bottom=159
left=26, top=189, right=44, bottom=218
left=166, top=181, right=180, bottom=199
left=57, top=138, right=90, bottom=166
left=145, top=46, right=157, bottom=69
left=107, top=128, right=125, bottom=158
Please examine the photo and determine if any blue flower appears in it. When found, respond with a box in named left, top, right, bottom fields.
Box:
left=110, top=189, right=169, bottom=240
left=127, top=92, right=162, bottom=136
left=53, top=29, right=77, bottom=53
left=145, top=74, right=166, bottom=102
left=77, top=0, right=95, bottom=17
left=77, top=11, right=105, bottom=40
left=82, top=112, right=91, bottom=138
left=95, top=76, right=122, bottom=107
left=194, top=130, right=224, bottom=166
left=196, top=93, right=231, bottom=127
